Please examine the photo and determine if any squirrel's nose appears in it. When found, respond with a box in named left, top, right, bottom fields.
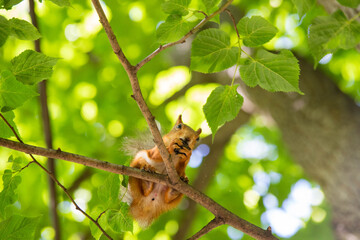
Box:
left=180, top=138, right=191, bottom=150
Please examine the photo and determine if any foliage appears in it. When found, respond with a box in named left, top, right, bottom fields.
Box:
left=0, top=0, right=359, bottom=239
left=203, top=85, right=243, bottom=139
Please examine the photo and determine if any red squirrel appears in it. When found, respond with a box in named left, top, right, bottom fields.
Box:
left=125, top=115, right=201, bottom=228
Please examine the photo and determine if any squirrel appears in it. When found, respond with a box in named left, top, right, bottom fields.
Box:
left=121, top=115, right=201, bottom=228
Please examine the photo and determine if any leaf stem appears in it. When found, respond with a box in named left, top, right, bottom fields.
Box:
left=241, top=48, right=255, bottom=61
left=225, top=9, right=240, bottom=39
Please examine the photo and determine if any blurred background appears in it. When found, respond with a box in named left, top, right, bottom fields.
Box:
left=1, top=0, right=360, bottom=239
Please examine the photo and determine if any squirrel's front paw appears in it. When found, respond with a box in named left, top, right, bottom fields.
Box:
left=141, top=164, right=156, bottom=173
left=180, top=176, right=189, bottom=183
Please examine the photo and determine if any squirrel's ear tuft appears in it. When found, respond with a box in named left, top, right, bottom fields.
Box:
left=196, top=128, right=202, bottom=135
left=175, top=115, right=183, bottom=125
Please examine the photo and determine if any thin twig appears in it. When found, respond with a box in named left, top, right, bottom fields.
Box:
left=0, top=113, right=22, bottom=142
left=196, top=10, right=208, bottom=18
left=225, top=9, right=240, bottom=39
left=14, top=160, right=35, bottom=173
left=0, top=114, right=113, bottom=240
left=96, top=210, right=107, bottom=222
left=0, top=137, right=278, bottom=240
left=135, top=0, right=234, bottom=71
left=187, top=217, right=225, bottom=240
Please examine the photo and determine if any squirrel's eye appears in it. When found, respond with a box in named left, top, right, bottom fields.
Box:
left=176, top=124, right=182, bottom=129
left=196, top=137, right=200, bottom=142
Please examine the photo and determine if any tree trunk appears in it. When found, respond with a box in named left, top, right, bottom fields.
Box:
left=241, top=57, right=360, bottom=240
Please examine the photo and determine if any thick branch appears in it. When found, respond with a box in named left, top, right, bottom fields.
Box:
left=90, top=0, right=179, bottom=183
left=0, top=138, right=277, bottom=240
left=188, top=217, right=225, bottom=240
left=135, top=0, right=234, bottom=71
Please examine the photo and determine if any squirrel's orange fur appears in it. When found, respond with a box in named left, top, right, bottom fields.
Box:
left=128, top=115, right=201, bottom=228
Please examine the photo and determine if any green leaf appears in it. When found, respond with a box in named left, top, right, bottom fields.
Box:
left=10, top=50, right=58, bottom=85
left=0, top=215, right=40, bottom=239
left=106, top=203, right=133, bottom=233
left=0, top=15, right=9, bottom=47
left=239, top=49, right=302, bottom=93
left=202, top=0, right=221, bottom=13
left=0, top=0, right=23, bottom=9
left=8, top=156, right=26, bottom=171
left=0, top=111, right=19, bottom=138
left=0, top=170, right=22, bottom=218
left=237, top=16, right=278, bottom=47
left=0, top=70, right=38, bottom=112
left=191, top=28, right=239, bottom=73
left=162, top=0, right=190, bottom=16
left=337, top=0, right=360, bottom=8
left=8, top=18, right=41, bottom=40
left=89, top=207, right=107, bottom=240
left=156, top=15, right=196, bottom=43
left=98, top=173, right=120, bottom=207
left=203, top=85, right=243, bottom=139
left=48, top=0, right=70, bottom=7
left=308, top=10, right=360, bottom=65
left=291, top=0, right=316, bottom=18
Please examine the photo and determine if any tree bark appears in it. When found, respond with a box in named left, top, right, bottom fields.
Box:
left=241, top=56, right=360, bottom=240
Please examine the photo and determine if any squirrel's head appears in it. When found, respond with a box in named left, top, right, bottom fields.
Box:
left=163, top=115, right=202, bottom=150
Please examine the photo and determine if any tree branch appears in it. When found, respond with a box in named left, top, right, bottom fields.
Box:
left=28, top=0, right=59, bottom=238
left=175, top=111, right=251, bottom=240
left=87, top=1, right=278, bottom=239
left=0, top=114, right=112, bottom=240
left=90, top=0, right=179, bottom=184
left=187, top=217, right=225, bottom=240
left=0, top=137, right=277, bottom=240
left=135, top=0, right=234, bottom=71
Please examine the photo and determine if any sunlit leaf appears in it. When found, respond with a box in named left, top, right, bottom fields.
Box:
left=0, top=170, right=22, bottom=218
left=291, top=0, right=316, bottom=18
left=98, top=173, right=120, bottom=207
left=9, top=18, right=41, bottom=40
left=162, top=0, right=190, bottom=16
left=156, top=15, right=196, bottom=43
left=191, top=28, right=239, bottom=73
left=48, top=0, right=70, bottom=7
left=237, top=16, right=278, bottom=47
left=308, top=10, right=360, bottom=65
left=0, top=0, right=22, bottom=9
left=0, top=215, right=40, bottom=239
left=203, top=85, right=243, bottom=139
left=337, top=0, right=360, bottom=8
left=10, top=50, right=58, bottom=85
left=0, top=15, right=9, bottom=47
left=106, top=203, right=133, bottom=233
left=0, top=70, right=38, bottom=112
left=8, top=156, right=26, bottom=171
left=0, top=111, right=19, bottom=139
left=239, top=49, right=302, bottom=93
left=202, top=0, right=221, bottom=13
